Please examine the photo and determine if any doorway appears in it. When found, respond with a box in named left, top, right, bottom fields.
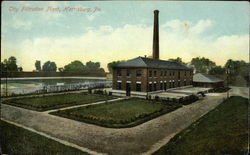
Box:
left=126, top=83, right=131, bottom=96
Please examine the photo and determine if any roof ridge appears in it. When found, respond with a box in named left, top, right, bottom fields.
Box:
left=138, top=56, right=149, bottom=66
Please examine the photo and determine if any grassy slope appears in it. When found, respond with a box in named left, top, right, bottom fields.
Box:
left=4, top=93, right=115, bottom=111
left=51, top=98, right=182, bottom=128
left=153, top=96, right=249, bottom=155
left=0, top=120, right=88, bottom=155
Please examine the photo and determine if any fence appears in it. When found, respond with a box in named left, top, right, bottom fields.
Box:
left=1, top=81, right=112, bottom=97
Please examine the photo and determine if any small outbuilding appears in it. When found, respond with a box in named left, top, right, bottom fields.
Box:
left=193, top=73, right=224, bottom=88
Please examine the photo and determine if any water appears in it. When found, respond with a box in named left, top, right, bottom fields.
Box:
left=1, top=77, right=112, bottom=96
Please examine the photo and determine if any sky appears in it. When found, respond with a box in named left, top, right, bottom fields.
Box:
left=1, top=1, right=249, bottom=71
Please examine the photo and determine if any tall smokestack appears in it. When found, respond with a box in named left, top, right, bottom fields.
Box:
left=152, top=10, right=159, bottom=60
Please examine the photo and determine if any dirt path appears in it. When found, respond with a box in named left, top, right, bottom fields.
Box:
left=1, top=92, right=228, bottom=155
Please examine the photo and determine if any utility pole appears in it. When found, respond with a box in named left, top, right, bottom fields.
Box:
left=226, top=67, right=230, bottom=99
left=5, top=68, right=8, bottom=97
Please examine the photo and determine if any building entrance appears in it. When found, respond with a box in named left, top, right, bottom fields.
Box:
left=126, top=83, right=131, bottom=96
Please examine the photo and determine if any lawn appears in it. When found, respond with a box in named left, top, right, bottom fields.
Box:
left=153, top=96, right=248, bottom=155
left=50, top=98, right=182, bottom=128
left=3, top=93, right=115, bottom=111
left=0, top=120, right=88, bottom=155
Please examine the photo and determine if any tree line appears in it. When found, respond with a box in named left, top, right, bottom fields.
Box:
left=0, top=57, right=105, bottom=73
left=34, top=60, right=105, bottom=73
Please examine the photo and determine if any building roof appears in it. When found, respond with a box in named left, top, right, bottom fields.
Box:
left=113, top=56, right=193, bottom=70
left=193, top=73, right=224, bottom=83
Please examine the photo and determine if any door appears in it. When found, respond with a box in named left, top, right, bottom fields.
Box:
left=164, top=82, right=167, bottom=91
left=126, top=83, right=131, bottom=96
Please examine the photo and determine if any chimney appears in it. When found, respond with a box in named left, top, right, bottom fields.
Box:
left=152, top=10, right=159, bottom=60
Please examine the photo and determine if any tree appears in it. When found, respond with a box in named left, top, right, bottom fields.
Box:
left=58, top=67, right=64, bottom=72
left=1, top=56, right=22, bottom=72
left=6, top=56, right=18, bottom=71
left=18, top=67, right=23, bottom=72
left=35, top=60, right=41, bottom=72
left=85, top=61, right=105, bottom=72
left=209, top=66, right=225, bottom=75
left=224, top=59, right=249, bottom=86
left=63, top=60, right=85, bottom=72
left=191, top=57, right=216, bottom=73
left=107, top=60, right=125, bottom=73
left=0, top=62, right=6, bottom=73
left=224, top=59, right=249, bottom=76
left=169, top=57, right=186, bottom=64
left=42, top=61, right=57, bottom=72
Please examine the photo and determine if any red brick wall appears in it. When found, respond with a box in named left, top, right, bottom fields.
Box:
left=113, top=68, right=193, bottom=92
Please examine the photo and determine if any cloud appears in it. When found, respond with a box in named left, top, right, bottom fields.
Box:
left=190, top=19, right=213, bottom=34
left=2, top=19, right=249, bottom=71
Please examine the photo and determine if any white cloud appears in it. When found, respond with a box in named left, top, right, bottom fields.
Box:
left=190, top=19, right=213, bottom=34
left=2, top=19, right=249, bottom=71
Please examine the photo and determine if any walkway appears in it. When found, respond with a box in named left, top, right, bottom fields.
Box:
left=1, top=94, right=227, bottom=155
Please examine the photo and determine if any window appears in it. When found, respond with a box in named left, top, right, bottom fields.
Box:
left=178, top=81, right=180, bottom=87
left=149, top=83, right=153, bottom=91
left=164, top=71, right=167, bottom=76
left=173, top=82, right=175, bottom=88
left=136, top=70, right=142, bottom=77
left=190, top=71, right=192, bottom=76
left=178, top=71, right=180, bottom=79
left=154, top=83, right=157, bottom=91
left=184, top=81, right=186, bottom=86
left=154, top=70, right=157, bottom=77
left=117, top=69, right=122, bottom=76
left=126, top=69, right=131, bottom=77
left=173, top=71, right=175, bottom=76
left=117, top=82, right=122, bottom=90
left=160, top=71, right=163, bottom=77
left=149, top=70, right=153, bottom=77
left=184, top=71, right=186, bottom=76
left=164, top=82, right=167, bottom=90
left=169, top=71, right=172, bottom=76
left=160, top=83, right=163, bottom=90
left=136, top=83, right=141, bottom=91
left=169, top=82, right=172, bottom=88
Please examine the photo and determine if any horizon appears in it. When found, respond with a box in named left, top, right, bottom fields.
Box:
left=1, top=1, right=249, bottom=72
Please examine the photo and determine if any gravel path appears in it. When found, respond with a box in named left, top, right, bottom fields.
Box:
left=1, top=94, right=226, bottom=155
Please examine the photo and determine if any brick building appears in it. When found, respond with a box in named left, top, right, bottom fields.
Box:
left=112, top=10, right=193, bottom=97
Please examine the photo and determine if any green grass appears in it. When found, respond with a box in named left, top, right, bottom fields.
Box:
left=0, top=120, right=88, bottom=155
left=50, top=98, right=182, bottom=128
left=153, top=96, right=249, bottom=155
left=3, top=93, right=115, bottom=111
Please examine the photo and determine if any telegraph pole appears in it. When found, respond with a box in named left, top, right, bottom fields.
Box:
left=5, top=68, right=8, bottom=97
left=226, top=67, right=230, bottom=99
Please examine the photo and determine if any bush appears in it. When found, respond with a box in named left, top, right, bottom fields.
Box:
left=213, top=87, right=230, bottom=93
